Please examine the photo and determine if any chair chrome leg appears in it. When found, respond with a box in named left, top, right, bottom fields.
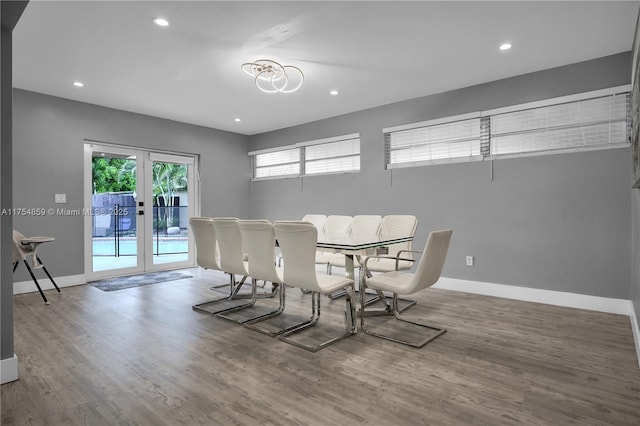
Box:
left=245, top=285, right=314, bottom=336
left=217, top=283, right=282, bottom=324
left=360, top=289, right=416, bottom=314
left=192, top=274, right=257, bottom=315
left=278, top=287, right=356, bottom=352
left=361, top=292, right=446, bottom=348
left=228, top=276, right=277, bottom=300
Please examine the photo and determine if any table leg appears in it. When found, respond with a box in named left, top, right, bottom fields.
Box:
left=328, top=254, right=354, bottom=299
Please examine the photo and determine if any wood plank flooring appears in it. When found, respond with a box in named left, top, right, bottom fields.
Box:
left=2, top=267, right=639, bottom=425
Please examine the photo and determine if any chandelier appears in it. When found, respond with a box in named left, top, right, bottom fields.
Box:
left=241, top=59, right=304, bottom=93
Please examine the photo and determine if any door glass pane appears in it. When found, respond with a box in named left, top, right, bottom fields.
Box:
left=91, top=152, right=139, bottom=272
left=151, top=161, right=189, bottom=265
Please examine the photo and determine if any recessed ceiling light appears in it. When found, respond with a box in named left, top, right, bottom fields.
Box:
left=234, top=118, right=241, bottom=122
left=499, top=43, right=512, bottom=51
left=73, top=81, right=84, bottom=87
left=153, top=17, right=170, bottom=27
left=330, top=90, right=339, bottom=96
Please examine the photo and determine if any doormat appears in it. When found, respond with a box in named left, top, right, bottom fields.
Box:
left=88, top=270, right=193, bottom=292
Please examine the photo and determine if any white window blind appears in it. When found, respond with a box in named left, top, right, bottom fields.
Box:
left=490, top=92, right=630, bottom=157
left=383, top=87, right=630, bottom=170
left=304, top=136, right=360, bottom=175
left=252, top=147, right=300, bottom=179
left=386, top=117, right=482, bottom=168
left=249, top=134, right=360, bottom=180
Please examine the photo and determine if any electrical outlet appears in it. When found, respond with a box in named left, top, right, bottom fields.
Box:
left=466, top=256, right=474, bottom=267
left=54, top=193, right=66, bottom=204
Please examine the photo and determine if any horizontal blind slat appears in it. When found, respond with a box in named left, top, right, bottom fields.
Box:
left=388, top=117, right=481, bottom=165
left=490, top=93, right=629, bottom=156
left=304, top=137, right=360, bottom=174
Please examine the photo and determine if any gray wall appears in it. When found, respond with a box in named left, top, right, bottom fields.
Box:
left=633, top=190, right=640, bottom=335
left=12, top=89, right=250, bottom=280
left=248, top=52, right=632, bottom=300
left=2, top=0, right=28, bottom=372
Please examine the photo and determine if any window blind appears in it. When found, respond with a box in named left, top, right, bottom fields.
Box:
left=304, top=137, right=360, bottom=175
left=383, top=87, right=630, bottom=170
left=249, top=134, right=360, bottom=180
left=386, top=117, right=482, bottom=168
left=252, top=147, right=300, bottom=179
left=490, top=92, right=630, bottom=157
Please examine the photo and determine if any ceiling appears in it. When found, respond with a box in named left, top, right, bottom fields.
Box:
left=12, top=1, right=640, bottom=136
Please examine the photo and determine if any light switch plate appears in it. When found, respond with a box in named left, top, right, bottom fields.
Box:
left=55, top=193, right=66, bottom=203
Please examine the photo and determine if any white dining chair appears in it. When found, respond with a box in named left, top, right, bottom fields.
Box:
left=367, top=215, right=418, bottom=273
left=315, top=215, right=353, bottom=273
left=301, top=214, right=327, bottom=233
left=192, top=217, right=257, bottom=316
left=189, top=217, right=220, bottom=271
left=361, top=229, right=452, bottom=347
left=327, top=214, right=382, bottom=275
left=274, top=221, right=356, bottom=352
left=217, top=220, right=286, bottom=325
left=301, top=214, right=331, bottom=273
left=12, top=230, right=60, bottom=304
left=237, top=220, right=313, bottom=336
left=364, top=214, right=419, bottom=312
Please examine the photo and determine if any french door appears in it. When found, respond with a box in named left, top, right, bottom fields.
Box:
left=84, top=142, right=198, bottom=280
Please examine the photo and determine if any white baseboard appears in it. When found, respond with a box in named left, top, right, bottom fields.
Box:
left=13, top=273, right=86, bottom=295
left=1, top=354, right=18, bottom=384
left=434, top=277, right=640, bottom=368
left=434, top=277, right=634, bottom=315
left=630, top=306, right=640, bottom=369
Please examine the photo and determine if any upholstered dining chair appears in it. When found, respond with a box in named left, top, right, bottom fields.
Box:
left=237, top=220, right=313, bottom=336
left=364, top=214, right=419, bottom=312
left=327, top=214, right=382, bottom=275
left=192, top=217, right=257, bottom=315
left=314, top=215, right=353, bottom=273
left=12, top=230, right=60, bottom=304
left=361, top=229, right=453, bottom=348
left=301, top=214, right=327, bottom=233
left=301, top=214, right=331, bottom=273
left=366, top=215, right=418, bottom=273
left=274, top=221, right=356, bottom=352
left=216, top=220, right=285, bottom=325
left=189, top=217, right=220, bottom=271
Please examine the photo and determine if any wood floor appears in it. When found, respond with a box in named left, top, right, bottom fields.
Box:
left=2, top=268, right=639, bottom=425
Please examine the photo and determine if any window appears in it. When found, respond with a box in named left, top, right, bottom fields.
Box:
left=489, top=91, right=630, bottom=157
left=249, top=133, right=360, bottom=180
left=250, top=146, right=299, bottom=179
left=302, top=134, right=360, bottom=175
left=384, top=113, right=483, bottom=169
left=384, top=85, right=630, bottom=169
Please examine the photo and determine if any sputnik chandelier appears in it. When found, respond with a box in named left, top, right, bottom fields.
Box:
left=241, top=59, right=304, bottom=93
